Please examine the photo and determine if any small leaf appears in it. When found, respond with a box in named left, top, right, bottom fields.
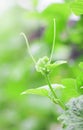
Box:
left=21, top=85, right=49, bottom=97
left=52, top=60, right=67, bottom=67
left=48, top=60, right=67, bottom=71
left=21, top=84, right=65, bottom=103
left=70, top=0, right=83, bottom=15
left=79, top=62, right=83, bottom=70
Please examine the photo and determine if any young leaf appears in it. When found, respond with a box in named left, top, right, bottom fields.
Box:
left=21, top=84, right=65, bottom=103
left=47, top=60, right=67, bottom=72
left=70, top=0, right=83, bottom=15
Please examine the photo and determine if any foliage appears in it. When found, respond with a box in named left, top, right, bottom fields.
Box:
left=22, top=62, right=82, bottom=106
left=0, top=0, right=83, bottom=130
left=70, top=0, right=83, bottom=15
left=21, top=84, right=64, bottom=103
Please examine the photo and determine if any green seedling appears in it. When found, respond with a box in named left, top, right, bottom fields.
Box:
left=20, top=19, right=83, bottom=130
left=20, top=19, right=67, bottom=109
left=19, top=2, right=83, bottom=129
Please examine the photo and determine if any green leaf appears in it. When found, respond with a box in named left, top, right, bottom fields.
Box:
left=76, top=72, right=83, bottom=94
left=59, top=95, right=83, bottom=130
left=48, top=60, right=67, bottom=71
left=70, top=0, right=83, bottom=15
left=79, top=62, right=83, bottom=70
left=60, top=78, right=79, bottom=103
left=21, top=84, right=65, bottom=103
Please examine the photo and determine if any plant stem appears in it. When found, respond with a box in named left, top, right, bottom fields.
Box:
left=20, top=32, right=36, bottom=64
left=50, top=18, right=56, bottom=62
left=45, top=74, right=66, bottom=110
left=45, top=75, right=57, bottom=98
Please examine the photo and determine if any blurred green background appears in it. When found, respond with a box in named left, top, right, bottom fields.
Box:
left=0, top=0, right=83, bottom=130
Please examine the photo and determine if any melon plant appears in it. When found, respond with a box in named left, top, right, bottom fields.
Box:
left=20, top=10, right=83, bottom=129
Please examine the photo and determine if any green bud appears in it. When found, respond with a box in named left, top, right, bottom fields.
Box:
left=35, top=56, right=50, bottom=75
